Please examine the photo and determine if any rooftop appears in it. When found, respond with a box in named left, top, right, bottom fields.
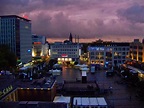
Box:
left=0, top=15, right=31, bottom=22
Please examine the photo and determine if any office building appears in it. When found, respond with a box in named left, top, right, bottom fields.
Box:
left=129, top=39, right=144, bottom=63
left=88, top=41, right=130, bottom=67
left=32, top=35, right=48, bottom=57
left=0, top=15, right=32, bottom=63
left=50, top=42, right=81, bottom=63
left=32, top=34, right=46, bottom=44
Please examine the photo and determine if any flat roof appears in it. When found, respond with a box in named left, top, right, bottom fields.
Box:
left=0, top=15, right=31, bottom=22
left=73, top=97, right=107, bottom=106
left=97, top=97, right=107, bottom=106
left=27, top=101, right=39, bottom=105
left=0, top=101, right=67, bottom=108
left=81, top=97, right=89, bottom=106
left=53, top=96, right=70, bottom=103
left=89, top=42, right=130, bottom=46
left=89, top=98, right=98, bottom=105
left=73, top=97, right=81, bottom=105
left=19, top=101, right=28, bottom=104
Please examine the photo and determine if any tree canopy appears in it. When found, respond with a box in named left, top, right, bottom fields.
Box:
left=0, top=44, right=17, bottom=71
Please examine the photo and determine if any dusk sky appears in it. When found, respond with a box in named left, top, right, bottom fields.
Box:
left=0, top=0, right=144, bottom=42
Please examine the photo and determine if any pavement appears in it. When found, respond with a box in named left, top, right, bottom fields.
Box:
left=56, top=67, right=144, bottom=108
left=1, top=67, right=144, bottom=108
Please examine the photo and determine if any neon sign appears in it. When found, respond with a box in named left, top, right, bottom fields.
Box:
left=61, top=54, right=68, bottom=57
left=0, top=85, right=13, bottom=97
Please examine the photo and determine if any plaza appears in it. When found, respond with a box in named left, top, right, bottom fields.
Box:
left=1, top=66, right=144, bottom=108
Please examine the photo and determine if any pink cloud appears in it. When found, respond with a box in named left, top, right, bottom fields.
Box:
left=0, top=0, right=144, bottom=42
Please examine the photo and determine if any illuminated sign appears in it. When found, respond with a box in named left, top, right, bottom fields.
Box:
left=88, top=47, right=104, bottom=51
left=61, top=54, right=68, bottom=57
left=22, top=15, right=29, bottom=19
left=33, top=42, right=41, bottom=44
left=0, top=85, right=13, bottom=97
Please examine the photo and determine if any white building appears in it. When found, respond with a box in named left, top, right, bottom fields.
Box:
left=0, top=15, right=32, bottom=63
left=88, top=42, right=130, bottom=67
left=50, top=42, right=81, bottom=62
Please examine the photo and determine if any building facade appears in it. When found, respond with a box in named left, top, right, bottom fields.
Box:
left=129, top=39, right=144, bottom=63
left=88, top=42, right=130, bottom=67
left=0, top=15, right=32, bottom=63
left=32, top=35, right=48, bottom=57
left=32, top=34, right=46, bottom=44
left=50, top=42, right=81, bottom=63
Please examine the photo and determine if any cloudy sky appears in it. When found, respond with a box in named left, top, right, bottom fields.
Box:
left=0, top=0, right=144, bottom=42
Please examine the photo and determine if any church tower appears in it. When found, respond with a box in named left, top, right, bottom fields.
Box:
left=69, top=33, right=73, bottom=42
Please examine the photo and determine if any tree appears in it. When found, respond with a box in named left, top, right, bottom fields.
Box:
left=48, top=59, right=57, bottom=69
left=0, top=44, right=17, bottom=71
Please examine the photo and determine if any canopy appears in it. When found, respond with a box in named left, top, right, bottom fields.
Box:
left=53, top=95, right=70, bottom=103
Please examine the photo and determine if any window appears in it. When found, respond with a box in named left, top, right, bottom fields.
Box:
left=122, top=56, right=125, bottom=59
left=118, top=48, right=121, bottom=51
left=122, top=52, right=125, bottom=55
left=118, top=56, right=121, bottom=59
left=100, top=57, right=104, bottom=59
left=114, top=56, right=117, bottom=59
left=118, top=60, right=121, bottom=63
left=100, top=52, right=104, bottom=55
left=91, top=52, right=94, bottom=55
left=139, top=52, right=142, bottom=55
left=139, top=46, right=143, bottom=49
left=134, top=46, right=137, bottom=49
left=91, top=56, right=95, bottom=59
left=95, top=52, right=99, bottom=55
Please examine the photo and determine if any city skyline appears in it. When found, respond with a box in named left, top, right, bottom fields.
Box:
left=0, top=0, right=144, bottom=42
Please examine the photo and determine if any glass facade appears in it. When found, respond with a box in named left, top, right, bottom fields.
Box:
left=0, top=15, right=32, bottom=63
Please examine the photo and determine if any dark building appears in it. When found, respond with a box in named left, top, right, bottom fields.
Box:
left=0, top=15, right=32, bottom=63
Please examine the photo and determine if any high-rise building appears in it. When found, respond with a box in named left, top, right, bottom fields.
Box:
left=0, top=15, right=32, bottom=63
